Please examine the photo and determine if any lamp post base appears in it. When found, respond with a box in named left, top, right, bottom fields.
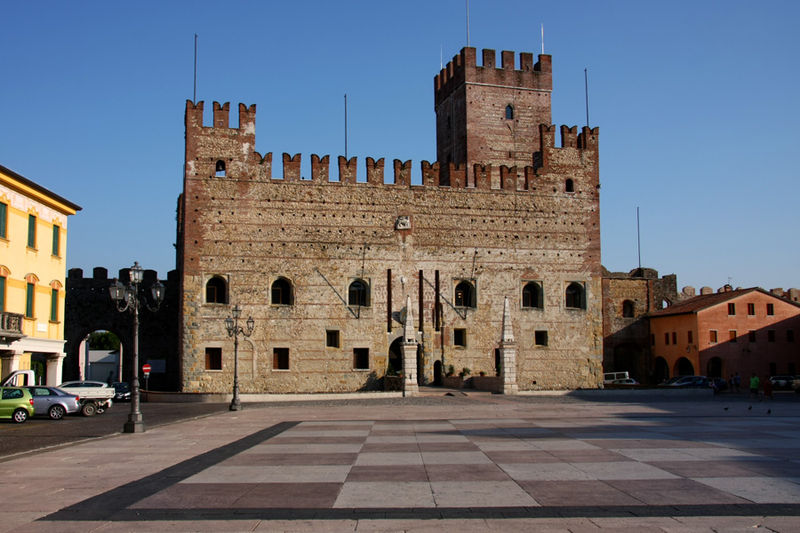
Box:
left=123, top=419, right=146, bottom=433
left=229, top=399, right=242, bottom=411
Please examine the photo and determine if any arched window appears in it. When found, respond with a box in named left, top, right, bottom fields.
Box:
left=622, top=299, right=635, bottom=318
left=215, top=160, right=226, bottom=178
left=348, top=279, right=370, bottom=307
left=205, top=276, right=227, bottom=304
left=454, top=280, right=476, bottom=308
left=565, top=179, right=574, bottom=192
left=565, top=282, right=585, bottom=309
left=522, top=282, right=543, bottom=309
left=505, top=104, right=514, bottom=120
left=271, top=277, right=293, bottom=305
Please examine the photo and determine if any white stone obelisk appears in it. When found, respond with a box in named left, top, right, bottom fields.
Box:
left=402, top=295, right=419, bottom=396
left=500, top=296, right=518, bottom=394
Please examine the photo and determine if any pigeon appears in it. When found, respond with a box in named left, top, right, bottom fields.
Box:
left=724, top=407, right=729, bottom=411
left=767, top=409, right=771, bottom=415
left=748, top=405, right=752, bottom=410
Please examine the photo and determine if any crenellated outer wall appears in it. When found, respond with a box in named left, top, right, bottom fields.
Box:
left=178, top=95, right=602, bottom=393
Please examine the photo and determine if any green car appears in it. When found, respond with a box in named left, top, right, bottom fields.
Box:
left=0, top=387, right=35, bottom=423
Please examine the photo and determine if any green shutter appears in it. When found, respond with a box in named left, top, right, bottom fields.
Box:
left=52, top=226, right=60, bottom=256
left=26, top=283, right=34, bottom=318
left=50, top=288, right=58, bottom=321
left=0, top=277, right=5, bottom=312
left=0, top=203, right=6, bottom=239
left=27, top=215, right=36, bottom=248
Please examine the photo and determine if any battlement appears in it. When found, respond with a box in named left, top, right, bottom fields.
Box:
left=185, top=100, right=256, bottom=133
left=435, top=47, right=552, bottom=106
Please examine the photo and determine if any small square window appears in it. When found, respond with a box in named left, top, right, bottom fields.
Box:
left=767, top=303, right=775, bottom=316
left=748, top=330, right=756, bottom=342
left=688, top=330, right=694, bottom=344
left=454, top=328, right=467, bottom=347
left=535, top=330, right=548, bottom=346
left=768, top=330, right=776, bottom=342
left=671, top=332, right=677, bottom=344
left=664, top=332, right=670, bottom=345
left=353, top=348, right=369, bottom=370
left=709, top=330, right=718, bottom=343
left=729, top=330, right=737, bottom=343
left=727, top=303, right=736, bottom=315
left=205, top=347, right=222, bottom=370
left=273, top=348, right=289, bottom=370
left=326, top=330, right=340, bottom=348
left=747, top=303, right=755, bottom=315
left=788, top=330, right=795, bottom=343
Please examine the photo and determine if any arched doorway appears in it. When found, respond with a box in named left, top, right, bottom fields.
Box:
left=706, top=357, right=723, bottom=378
left=674, top=357, right=694, bottom=376
left=388, top=337, right=403, bottom=375
left=494, top=348, right=501, bottom=376
left=433, top=360, right=443, bottom=386
left=654, top=357, right=669, bottom=383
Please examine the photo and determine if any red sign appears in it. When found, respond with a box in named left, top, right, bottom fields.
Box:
left=142, top=364, right=151, bottom=375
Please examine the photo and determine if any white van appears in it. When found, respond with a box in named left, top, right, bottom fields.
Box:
left=603, top=371, right=629, bottom=384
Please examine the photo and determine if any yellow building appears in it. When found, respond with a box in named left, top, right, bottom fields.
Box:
left=0, top=164, right=81, bottom=384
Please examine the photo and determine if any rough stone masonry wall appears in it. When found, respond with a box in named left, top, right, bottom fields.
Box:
left=179, top=102, right=602, bottom=393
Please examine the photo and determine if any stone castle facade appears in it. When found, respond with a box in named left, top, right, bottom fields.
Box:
left=176, top=46, right=603, bottom=394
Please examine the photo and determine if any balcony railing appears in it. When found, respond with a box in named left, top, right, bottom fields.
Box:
left=0, top=312, right=25, bottom=342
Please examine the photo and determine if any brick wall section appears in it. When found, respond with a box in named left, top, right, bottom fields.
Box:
left=178, top=97, right=602, bottom=393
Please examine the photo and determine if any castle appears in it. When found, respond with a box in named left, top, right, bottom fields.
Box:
left=173, top=46, right=602, bottom=394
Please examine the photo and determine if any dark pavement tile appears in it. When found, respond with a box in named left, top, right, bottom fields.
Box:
left=648, top=460, right=772, bottom=478
left=518, top=480, right=643, bottom=506
left=585, top=439, right=718, bottom=449
left=548, top=449, right=632, bottom=463
left=417, top=442, right=480, bottom=452
left=605, top=478, right=751, bottom=505
left=482, top=450, right=559, bottom=463
left=425, top=463, right=511, bottom=481
left=269, top=436, right=365, bottom=444
left=361, top=443, right=420, bottom=453
left=233, top=482, right=342, bottom=508
left=131, top=483, right=256, bottom=509
left=346, top=465, right=428, bottom=482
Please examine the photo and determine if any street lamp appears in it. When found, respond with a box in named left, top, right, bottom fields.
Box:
left=225, top=304, right=254, bottom=411
left=109, top=262, right=165, bottom=433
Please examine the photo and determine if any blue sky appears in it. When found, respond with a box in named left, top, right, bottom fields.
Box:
left=2, top=1, right=798, bottom=292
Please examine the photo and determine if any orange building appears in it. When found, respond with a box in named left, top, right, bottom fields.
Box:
left=648, top=288, right=800, bottom=382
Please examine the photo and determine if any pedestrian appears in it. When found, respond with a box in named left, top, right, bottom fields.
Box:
left=734, top=372, right=741, bottom=393
left=763, top=375, right=773, bottom=400
left=749, top=373, right=760, bottom=399
left=729, top=374, right=735, bottom=393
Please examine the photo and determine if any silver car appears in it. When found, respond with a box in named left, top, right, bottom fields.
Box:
left=26, top=386, right=81, bottom=420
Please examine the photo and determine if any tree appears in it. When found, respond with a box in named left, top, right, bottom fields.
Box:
left=88, top=331, right=120, bottom=351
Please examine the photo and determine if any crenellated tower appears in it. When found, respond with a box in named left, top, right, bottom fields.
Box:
left=435, top=47, right=552, bottom=171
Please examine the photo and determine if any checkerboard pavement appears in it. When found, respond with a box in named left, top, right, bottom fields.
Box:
left=117, top=416, right=800, bottom=514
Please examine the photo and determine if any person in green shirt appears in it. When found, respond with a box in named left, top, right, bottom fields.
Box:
left=749, top=373, right=760, bottom=398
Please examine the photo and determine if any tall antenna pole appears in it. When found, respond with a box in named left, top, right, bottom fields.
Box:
left=344, top=94, right=348, bottom=160
left=193, top=34, right=198, bottom=103
left=440, top=45, right=443, bottom=70
left=466, top=0, right=470, bottom=47
left=584, top=68, right=590, bottom=127
left=636, top=206, right=642, bottom=269
left=541, top=24, right=544, bottom=54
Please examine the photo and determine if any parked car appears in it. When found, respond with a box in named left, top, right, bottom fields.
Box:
left=57, top=381, right=115, bottom=416
left=112, top=382, right=131, bottom=402
left=611, top=378, right=639, bottom=385
left=26, top=386, right=81, bottom=420
left=663, top=375, right=710, bottom=388
left=658, top=376, right=684, bottom=386
left=769, top=375, right=796, bottom=390
left=0, top=387, right=35, bottom=423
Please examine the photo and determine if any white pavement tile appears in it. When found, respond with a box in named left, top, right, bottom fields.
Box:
left=499, top=462, right=593, bottom=481
left=333, top=481, right=435, bottom=508
left=473, top=441, right=538, bottom=451
left=431, top=481, right=539, bottom=507
left=278, top=430, right=370, bottom=437
left=244, top=443, right=363, bottom=454
left=695, top=476, right=800, bottom=503
left=365, top=435, right=418, bottom=444
left=421, top=451, right=493, bottom=464
left=525, top=438, right=599, bottom=451
left=355, top=452, right=424, bottom=466
left=181, top=465, right=351, bottom=483
left=416, top=434, right=470, bottom=443
left=571, top=461, right=678, bottom=480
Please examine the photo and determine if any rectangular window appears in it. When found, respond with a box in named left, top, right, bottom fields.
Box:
left=27, top=214, right=36, bottom=248
left=273, top=347, right=289, bottom=370
left=50, top=288, right=58, bottom=321
left=454, top=328, right=467, bottom=347
left=788, top=330, right=795, bottom=343
left=0, top=202, right=7, bottom=239
left=326, top=329, right=340, bottom=348
left=688, top=330, right=693, bottom=344
left=664, top=332, right=670, bottom=345
left=768, top=330, right=776, bottom=342
left=353, top=348, right=369, bottom=370
left=671, top=332, right=677, bottom=344
left=535, top=330, right=548, bottom=346
left=205, top=347, right=222, bottom=370
left=0, top=276, right=5, bottom=313
left=748, top=330, right=756, bottom=342
left=747, top=303, right=755, bottom=316
left=767, top=303, right=775, bottom=316
left=52, top=226, right=60, bottom=256
left=25, top=282, right=34, bottom=318
left=727, top=303, right=736, bottom=315
left=709, top=330, right=718, bottom=343
left=729, top=330, right=737, bottom=343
